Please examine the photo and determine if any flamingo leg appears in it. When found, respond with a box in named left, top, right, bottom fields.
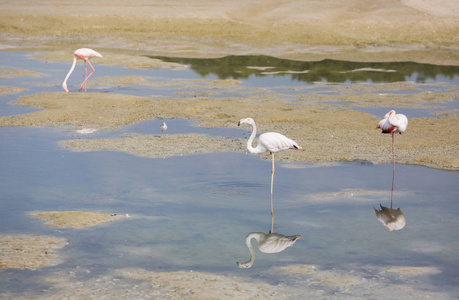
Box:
left=391, top=133, right=395, bottom=209
left=270, top=152, right=275, bottom=234
left=80, top=59, right=96, bottom=92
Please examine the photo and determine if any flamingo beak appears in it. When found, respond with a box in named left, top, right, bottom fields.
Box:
left=238, top=121, right=241, bottom=126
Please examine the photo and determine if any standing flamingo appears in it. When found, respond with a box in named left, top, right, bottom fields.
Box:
left=238, top=118, right=302, bottom=233
left=62, top=48, right=102, bottom=92
left=376, top=110, right=408, bottom=205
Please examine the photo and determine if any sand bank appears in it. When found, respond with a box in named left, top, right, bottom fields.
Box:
left=31, top=211, right=126, bottom=229
left=1, top=88, right=457, bottom=170
left=0, top=234, right=68, bottom=270
left=6, top=264, right=449, bottom=299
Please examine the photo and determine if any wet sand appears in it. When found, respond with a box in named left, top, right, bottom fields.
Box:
left=31, top=211, right=126, bottom=229
left=1, top=88, right=457, bottom=170
left=0, top=234, right=68, bottom=270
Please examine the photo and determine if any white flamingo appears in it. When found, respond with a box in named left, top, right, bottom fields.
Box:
left=238, top=118, right=302, bottom=233
left=376, top=110, right=408, bottom=204
left=62, top=48, right=102, bottom=92
left=237, top=232, right=300, bottom=268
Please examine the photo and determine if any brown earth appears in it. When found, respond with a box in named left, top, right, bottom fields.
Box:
left=0, top=0, right=458, bottom=64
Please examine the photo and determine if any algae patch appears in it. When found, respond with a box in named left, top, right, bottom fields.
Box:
left=0, top=92, right=158, bottom=129
left=278, top=264, right=364, bottom=287
left=0, top=88, right=458, bottom=170
left=0, top=69, right=45, bottom=79
left=0, top=85, right=26, bottom=95
left=59, top=133, right=243, bottom=158
left=0, top=234, right=68, bottom=270
left=31, top=211, right=126, bottom=229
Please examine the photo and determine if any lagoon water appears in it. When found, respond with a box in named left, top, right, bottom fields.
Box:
left=0, top=52, right=458, bottom=298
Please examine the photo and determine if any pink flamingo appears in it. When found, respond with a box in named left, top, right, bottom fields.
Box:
left=62, top=48, right=102, bottom=92
left=376, top=110, right=408, bottom=206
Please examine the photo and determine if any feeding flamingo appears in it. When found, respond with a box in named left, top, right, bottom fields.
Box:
left=238, top=118, right=302, bottom=233
left=62, top=48, right=102, bottom=92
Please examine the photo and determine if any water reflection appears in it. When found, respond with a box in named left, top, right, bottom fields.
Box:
left=237, top=232, right=300, bottom=268
left=150, top=55, right=459, bottom=83
left=237, top=192, right=300, bottom=268
left=374, top=204, right=406, bottom=231
left=374, top=140, right=406, bottom=231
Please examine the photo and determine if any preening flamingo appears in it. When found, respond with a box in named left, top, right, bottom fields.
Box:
left=238, top=118, right=302, bottom=233
left=376, top=110, right=408, bottom=204
left=237, top=232, right=300, bottom=268
left=62, top=48, right=102, bottom=92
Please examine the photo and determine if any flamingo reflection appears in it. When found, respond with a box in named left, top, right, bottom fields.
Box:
left=237, top=195, right=300, bottom=268
left=374, top=154, right=406, bottom=231
left=374, top=204, right=406, bottom=231
left=237, top=232, right=300, bottom=268
left=374, top=109, right=407, bottom=231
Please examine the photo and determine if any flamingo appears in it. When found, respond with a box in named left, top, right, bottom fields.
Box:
left=238, top=118, right=302, bottom=233
left=237, top=232, right=301, bottom=268
left=376, top=110, right=408, bottom=204
left=62, top=48, right=102, bottom=92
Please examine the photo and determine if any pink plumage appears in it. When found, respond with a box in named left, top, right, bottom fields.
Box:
left=376, top=110, right=408, bottom=210
left=62, top=48, right=102, bottom=92
left=376, top=110, right=408, bottom=134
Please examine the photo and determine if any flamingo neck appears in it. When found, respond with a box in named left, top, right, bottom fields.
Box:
left=237, top=232, right=266, bottom=268
left=62, top=56, right=77, bottom=92
left=246, top=122, right=264, bottom=154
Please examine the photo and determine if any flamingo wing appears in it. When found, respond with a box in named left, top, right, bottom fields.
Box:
left=258, top=233, right=300, bottom=254
left=259, top=132, right=301, bottom=153
left=377, top=110, right=408, bottom=134
left=377, top=118, right=396, bottom=133
left=389, top=113, right=408, bottom=133
left=74, top=48, right=102, bottom=59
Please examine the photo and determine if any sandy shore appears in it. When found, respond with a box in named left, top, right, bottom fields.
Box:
left=0, top=0, right=458, bottom=64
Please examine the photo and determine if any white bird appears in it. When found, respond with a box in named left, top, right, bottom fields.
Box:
left=237, top=232, right=300, bottom=268
left=376, top=110, right=408, bottom=204
left=376, top=110, right=408, bottom=160
left=238, top=118, right=302, bottom=233
left=160, top=122, right=167, bottom=132
left=62, top=48, right=102, bottom=92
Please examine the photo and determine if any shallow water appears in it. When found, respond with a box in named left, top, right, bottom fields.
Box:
left=0, top=51, right=458, bottom=298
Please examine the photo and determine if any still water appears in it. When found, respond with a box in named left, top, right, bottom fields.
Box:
left=0, top=52, right=458, bottom=298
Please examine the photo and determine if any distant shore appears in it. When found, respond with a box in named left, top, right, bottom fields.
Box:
left=0, top=0, right=458, bottom=65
